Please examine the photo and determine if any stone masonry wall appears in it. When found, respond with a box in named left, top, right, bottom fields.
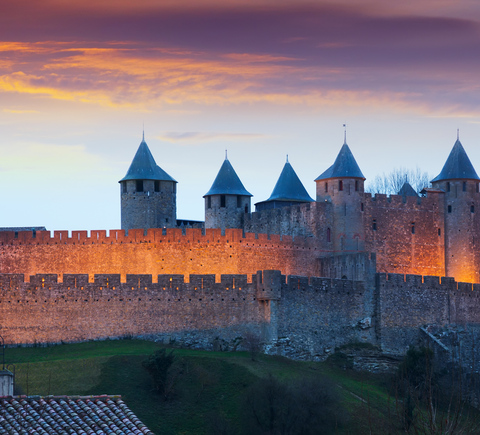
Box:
left=0, top=229, right=321, bottom=281
left=0, top=272, right=263, bottom=346
left=377, top=272, right=480, bottom=356
left=364, top=193, right=446, bottom=277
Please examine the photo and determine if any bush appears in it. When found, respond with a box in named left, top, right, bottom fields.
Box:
left=142, top=349, right=175, bottom=397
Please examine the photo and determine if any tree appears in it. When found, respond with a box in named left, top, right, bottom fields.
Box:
left=142, top=348, right=176, bottom=397
left=366, top=167, right=430, bottom=195
left=241, top=375, right=344, bottom=434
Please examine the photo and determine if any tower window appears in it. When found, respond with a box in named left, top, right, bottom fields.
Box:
left=372, top=219, right=377, bottom=231
left=411, top=222, right=415, bottom=234
left=447, top=182, right=450, bottom=192
left=207, top=196, right=211, bottom=209
left=361, top=202, right=364, bottom=212
left=220, top=195, right=226, bottom=208
left=339, top=180, right=343, bottom=191
left=471, top=205, right=475, bottom=213
left=463, top=181, right=467, bottom=192
left=136, top=180, right=144, bottom=192
left=355, top=180, right=359, bottom=191
left=154, top=181, right=160, bottom=192
left=448, top=205, right=452, bottom=213
left=237, top=195, right=242, bottom=208
left=245, top=205, right=249, bottom=213
left=325, top=182, right=328, bottom=193
left=327, top=228, right=331, bottom=242
left=438, top=228, right=441, bottom=236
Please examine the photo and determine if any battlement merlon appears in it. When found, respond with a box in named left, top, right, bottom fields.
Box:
left=0, top=228, right=317, bottom=249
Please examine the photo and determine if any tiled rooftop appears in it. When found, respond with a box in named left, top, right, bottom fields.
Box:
left=0, top=395, right=154, bottom=434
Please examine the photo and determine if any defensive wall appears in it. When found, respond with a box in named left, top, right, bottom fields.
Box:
left=0, top=229, right=321, bottom=280
left=365, top=192, right=446, bottom=278
left=1, top=267, right=480, bottom=363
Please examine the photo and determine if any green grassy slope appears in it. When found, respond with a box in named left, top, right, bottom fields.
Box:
left=6, top=339, right=477, bottom=434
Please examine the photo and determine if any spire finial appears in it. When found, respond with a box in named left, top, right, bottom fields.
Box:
left=286, top=154, right=289, bottom=163
left=142, top=123, right=145, bottom=142
left=225, top=149, right=228, bottom=160
left=457, top=128, right=459, bottom=141
left=343, top=123, right=347, bottom=144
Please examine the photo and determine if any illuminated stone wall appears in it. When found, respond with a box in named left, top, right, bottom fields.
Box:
left=0, top=229, right=321, bottom=280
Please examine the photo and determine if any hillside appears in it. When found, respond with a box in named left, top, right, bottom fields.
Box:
left=5, top=339, right=480, bottom=434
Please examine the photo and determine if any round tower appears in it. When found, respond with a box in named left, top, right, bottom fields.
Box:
left=315, top=139, right=365, bottom=253
left=119, top=134, right=177, bottom=230
left=204, top=155, right=252, bottom=230
left=431, top=136, right=480, bottom=282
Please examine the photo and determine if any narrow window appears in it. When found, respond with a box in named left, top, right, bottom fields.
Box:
left=411, top=222, right=415, bottom=234
left=448, top=205, right=452, bottom=213
left=207, top=196, right=211, bottom=209
left=325, top=182, right=328, bottom=193
left=244, top=205, right=249, bottom=213
left=361, top=202, right=364, bottom=212
left=327, top=228, right=331, bottom=242
left=237, top=195, right=242, bottom=208
left=220, top=195, right=226, bottom=208
left=339, top=180, right=343, bottom=191
left=463, top=181, right=467, bottom=192
left=372, top=219, right=377, bottom=231
left=447, top=182, right=450, bottom=192
left=165, top=218, right=169, bottom=223
left=355, top=180, right=359, bottom=191
left=136, top=180, right=143, bottom=192
left=438, top=228, right=441, bottom=236
left=32, top=229, right=36, bottom=239
left=154, top=180, right=160, bottom=192
left=471, top=205, right=475, bottom=213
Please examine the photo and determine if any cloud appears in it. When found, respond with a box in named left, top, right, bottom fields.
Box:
left=157, top=131, right=267, bottom=144
left=1, top=4, right=480, bottom=115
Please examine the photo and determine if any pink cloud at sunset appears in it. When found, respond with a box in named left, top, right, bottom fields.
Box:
left=1, top=1, right=480, bottom=229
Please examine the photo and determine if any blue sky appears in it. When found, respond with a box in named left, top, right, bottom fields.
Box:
left=1, top=0, right=480, bottom=230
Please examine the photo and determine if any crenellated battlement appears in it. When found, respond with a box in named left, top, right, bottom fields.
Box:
left=0, top=228, right=319, bottom=249
left=365, top=192, right=442, bottom=208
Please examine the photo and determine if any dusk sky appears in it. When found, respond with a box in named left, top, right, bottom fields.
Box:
left=2, top=0, right=480, bottom=230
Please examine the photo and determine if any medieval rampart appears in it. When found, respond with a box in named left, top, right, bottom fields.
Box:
left=0, top=229, right=320, bottom=280
left=364, top=193, right=446, bottom=277
left=377, top=272, right=480, bottom=356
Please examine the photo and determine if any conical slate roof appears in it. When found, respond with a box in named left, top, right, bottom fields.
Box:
left=204, top=158, right=252, bottom=197
left=431, top=139, right=479, bottom=182
left=119, top=137, right=176, bottom=182
left=398, top=182, right=418, bottom=197
left=315, top=143, right=365, bottom=181
left=265, top=161, right=313, bottom=202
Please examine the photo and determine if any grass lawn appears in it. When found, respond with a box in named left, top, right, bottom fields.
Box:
left=6, top=339, right=480, bottom=434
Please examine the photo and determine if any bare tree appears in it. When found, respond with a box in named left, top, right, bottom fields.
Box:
left=366, top=167, right=430, bottom=195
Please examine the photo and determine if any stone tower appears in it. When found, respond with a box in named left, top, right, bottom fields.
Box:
left=315, top=140, right=365, bottom=252
left=255, top=157, right=314, bottom=211
left=204, top=156, right=252, bottom=230
left=119, top=135, right=177, bottom=230
left=431, top=137, right=480, bottom=282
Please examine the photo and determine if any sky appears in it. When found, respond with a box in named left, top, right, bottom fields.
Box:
left=2, top=0, right=480, bottom=230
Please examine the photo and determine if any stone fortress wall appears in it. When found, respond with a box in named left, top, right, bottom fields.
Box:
left=0, top=229, right=321, bottom=280
left=1, top=252, right=480, bottom=361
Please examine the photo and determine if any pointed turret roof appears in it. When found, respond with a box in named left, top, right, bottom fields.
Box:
left=204, top=158, right=252, bottom=197
left=431, top=139, right=479, bottom=182
left=264, top=160, right=313, bottom=203
left=398, top=182, right=418, bottom=197
left=119, top=137, right=176, bottom=182
left=315, top=142, right=365, bottom=181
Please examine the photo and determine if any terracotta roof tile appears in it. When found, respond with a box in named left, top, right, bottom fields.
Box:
left=0, top=395, right=154, bottom=434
